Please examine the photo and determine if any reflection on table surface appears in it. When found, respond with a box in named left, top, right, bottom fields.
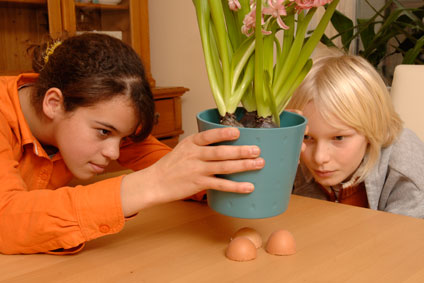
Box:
left=1, top=195, right=424, bottom=282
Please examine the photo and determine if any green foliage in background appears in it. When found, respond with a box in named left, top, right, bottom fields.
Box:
left=321, top=0, right=423, bottom=82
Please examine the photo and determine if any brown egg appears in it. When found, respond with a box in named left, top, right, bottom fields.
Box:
left=265, top=229, right=296, bottom=256
left=232, top=227, right=262, bottom=249
left=225, top=236, right=257, bottom=261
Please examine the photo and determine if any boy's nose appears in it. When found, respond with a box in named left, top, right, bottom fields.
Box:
left=313, top=142, right=331, bottom=165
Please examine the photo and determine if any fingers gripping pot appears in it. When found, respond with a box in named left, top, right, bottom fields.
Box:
left=197, top=107, right=307, bottom=218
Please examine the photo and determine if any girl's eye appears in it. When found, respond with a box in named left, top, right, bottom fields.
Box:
left=334, top=136, right=344, bottom=141
left=121, top=136, right=131, bottom=144
left=304, top=135, right=312, bottom=140
left=98, top=129, right=110, bottom=137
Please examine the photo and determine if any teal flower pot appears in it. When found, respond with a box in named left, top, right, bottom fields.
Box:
left=197, top=108, right=307, bottom=219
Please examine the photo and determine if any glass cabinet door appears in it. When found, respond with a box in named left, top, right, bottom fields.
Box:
left=63, top=0, right=154, bottom=86
left=0, top=0, right=153, bottom=85
left=74, top=0, right=130, bottom=42
left=0, top=0, right=62, bottom=75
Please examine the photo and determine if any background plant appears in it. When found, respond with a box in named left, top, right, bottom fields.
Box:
left=321, top=0, right=424, bottom=84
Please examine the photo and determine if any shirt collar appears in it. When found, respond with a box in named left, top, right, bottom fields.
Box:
left=15, top=74, right=62, bottom=160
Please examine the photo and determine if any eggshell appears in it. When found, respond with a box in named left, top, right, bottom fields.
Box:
left=265, top=229, right=296, bottom=256
left=232, top=227, right=262, bottom=249
left=225, top=236, right=257, bottom=261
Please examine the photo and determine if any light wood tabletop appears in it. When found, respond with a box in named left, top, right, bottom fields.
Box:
left=1, top=195, right=424, bottom=283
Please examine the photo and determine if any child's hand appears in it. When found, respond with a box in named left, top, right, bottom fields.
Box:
left=120, top=128, right=264, bottom=216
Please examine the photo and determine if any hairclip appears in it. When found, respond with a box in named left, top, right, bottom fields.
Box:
left=43, top=40, right=62, bottom=64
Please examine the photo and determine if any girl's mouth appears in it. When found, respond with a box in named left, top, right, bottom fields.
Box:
left=90, top=163, right=106, bottom=174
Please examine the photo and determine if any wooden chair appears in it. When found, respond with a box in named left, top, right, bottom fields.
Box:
left=390, top=64, right=424, bottom=141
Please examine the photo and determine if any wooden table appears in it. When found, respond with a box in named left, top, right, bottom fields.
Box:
left=2, top=195, right=424, bottom=282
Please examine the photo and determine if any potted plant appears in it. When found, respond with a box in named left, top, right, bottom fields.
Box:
left=321, top=0, right=424, bottom=84
left=193, top=0, right=340, bottom=218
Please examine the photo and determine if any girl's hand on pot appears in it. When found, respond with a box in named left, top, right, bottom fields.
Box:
left=120, top=128, right=264, bottom=216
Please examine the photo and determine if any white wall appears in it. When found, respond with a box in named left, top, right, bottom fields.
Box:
left=357, top=0, right=386, bottom=18
left=149, top=1, right=356, bottom=139
left=149, top=0, right=215, bottom=139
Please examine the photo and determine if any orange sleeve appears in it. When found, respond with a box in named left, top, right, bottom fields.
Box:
left=0, top=160, right=125, bottom=254
left=1, top=129, right=165, bottom=255
left=0, top=111, right=128, bottom=254
left=0, top=137, right=172, bottom=254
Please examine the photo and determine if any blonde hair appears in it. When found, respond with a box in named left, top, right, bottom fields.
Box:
left=287, top=55, right=403, bottom=184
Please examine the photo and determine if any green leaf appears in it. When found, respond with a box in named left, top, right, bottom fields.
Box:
left=209, top=23, right=224, bottom=93
left=278, top=59, right=313, bottom=113
left=209, top=0, right=232, bottom=108
left=330, top=9, right=354, bottom=49
left=403, top=35, right=424, bottom=64
left=241, top=83, right=256, bottom=112
left=362, top=9, right=404, bottom=58
left=236, top=0, right=250, bottom=28
left=233, top=56, right=255, bottom=106
left=230, top=37, right=255, bottom=94
left=192, top=0, right=226, bottom=116
left=221, top=0, right=241, bottom=51
left=275, top=0, right=340, bottom=109
left=276, top=12, right=295, bottom=81
left=263, top=24, right=277, bottom=83
left=272, top=7, right=316, bottom=95
left=320, top=33, right=336, bottom=48
left=392, top=0, right=424, bottom=30
left=357, top=18, right=376, bottom=51
left=280, top=9, right=295, bottom=61
left=254, top=0, right=269, bottom=118
left=263, top=71, right=279, bottom=126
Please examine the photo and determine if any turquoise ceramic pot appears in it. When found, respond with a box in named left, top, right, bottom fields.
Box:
left=197, top=108, right=307, bottom=219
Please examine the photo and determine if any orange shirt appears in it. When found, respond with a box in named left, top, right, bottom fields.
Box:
left=0, top=74, right=171, bottom=254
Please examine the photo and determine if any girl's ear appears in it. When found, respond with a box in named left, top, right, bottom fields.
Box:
left=42, top=88, right=64, bottom=119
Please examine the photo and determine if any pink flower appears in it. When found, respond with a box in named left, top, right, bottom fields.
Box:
left=290, top=0, right=333, bottom=9
left=241, top=7, right=271, bottom=36
left=262, top=0, right=289, bottom=30
left=228, top=0, right=241, bottom=11
left=241, top=8, right=257, bottom=36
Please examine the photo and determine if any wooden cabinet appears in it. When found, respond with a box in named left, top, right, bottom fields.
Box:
left=152, top=87, right=187, bottom=148
left=0, top=0, right=186, bottom=146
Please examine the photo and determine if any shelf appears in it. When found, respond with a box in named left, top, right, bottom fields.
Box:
left=0, top=1, right=128, bottom=9
left=75, top=2, right=129, bottom=11
left=152, top=87, right=189, bottom=100
left=0, top=0, right=46, bottom=5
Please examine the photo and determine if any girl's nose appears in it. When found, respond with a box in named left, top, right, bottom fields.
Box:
left=102, top=140, right=120, bottom=161
left=313, top=142, right=331, bottom=165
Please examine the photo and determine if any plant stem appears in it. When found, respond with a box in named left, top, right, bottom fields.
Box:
left=193, top=0, right=226, bottom=116
left=209, top=0, right=232, bottom=111
left=254, top=0, right=270, bottom=118
left=276, top=0, right=340, bottom=112
left=272, top=8, right=316, bottom=96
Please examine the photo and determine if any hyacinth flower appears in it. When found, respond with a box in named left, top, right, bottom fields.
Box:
left=192, top=0, right=340, bottom=127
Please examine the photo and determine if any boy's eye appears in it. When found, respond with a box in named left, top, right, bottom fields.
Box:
left=304, top=135, right=311, bottom=140
left=334, top=136, right=344, bottom=141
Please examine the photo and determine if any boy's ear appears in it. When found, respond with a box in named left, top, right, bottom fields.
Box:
left=42, top=88, right=64, bottom=119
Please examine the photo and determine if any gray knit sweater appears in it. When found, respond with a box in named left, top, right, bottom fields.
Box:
left=293, top=128, right=424, bottom=218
